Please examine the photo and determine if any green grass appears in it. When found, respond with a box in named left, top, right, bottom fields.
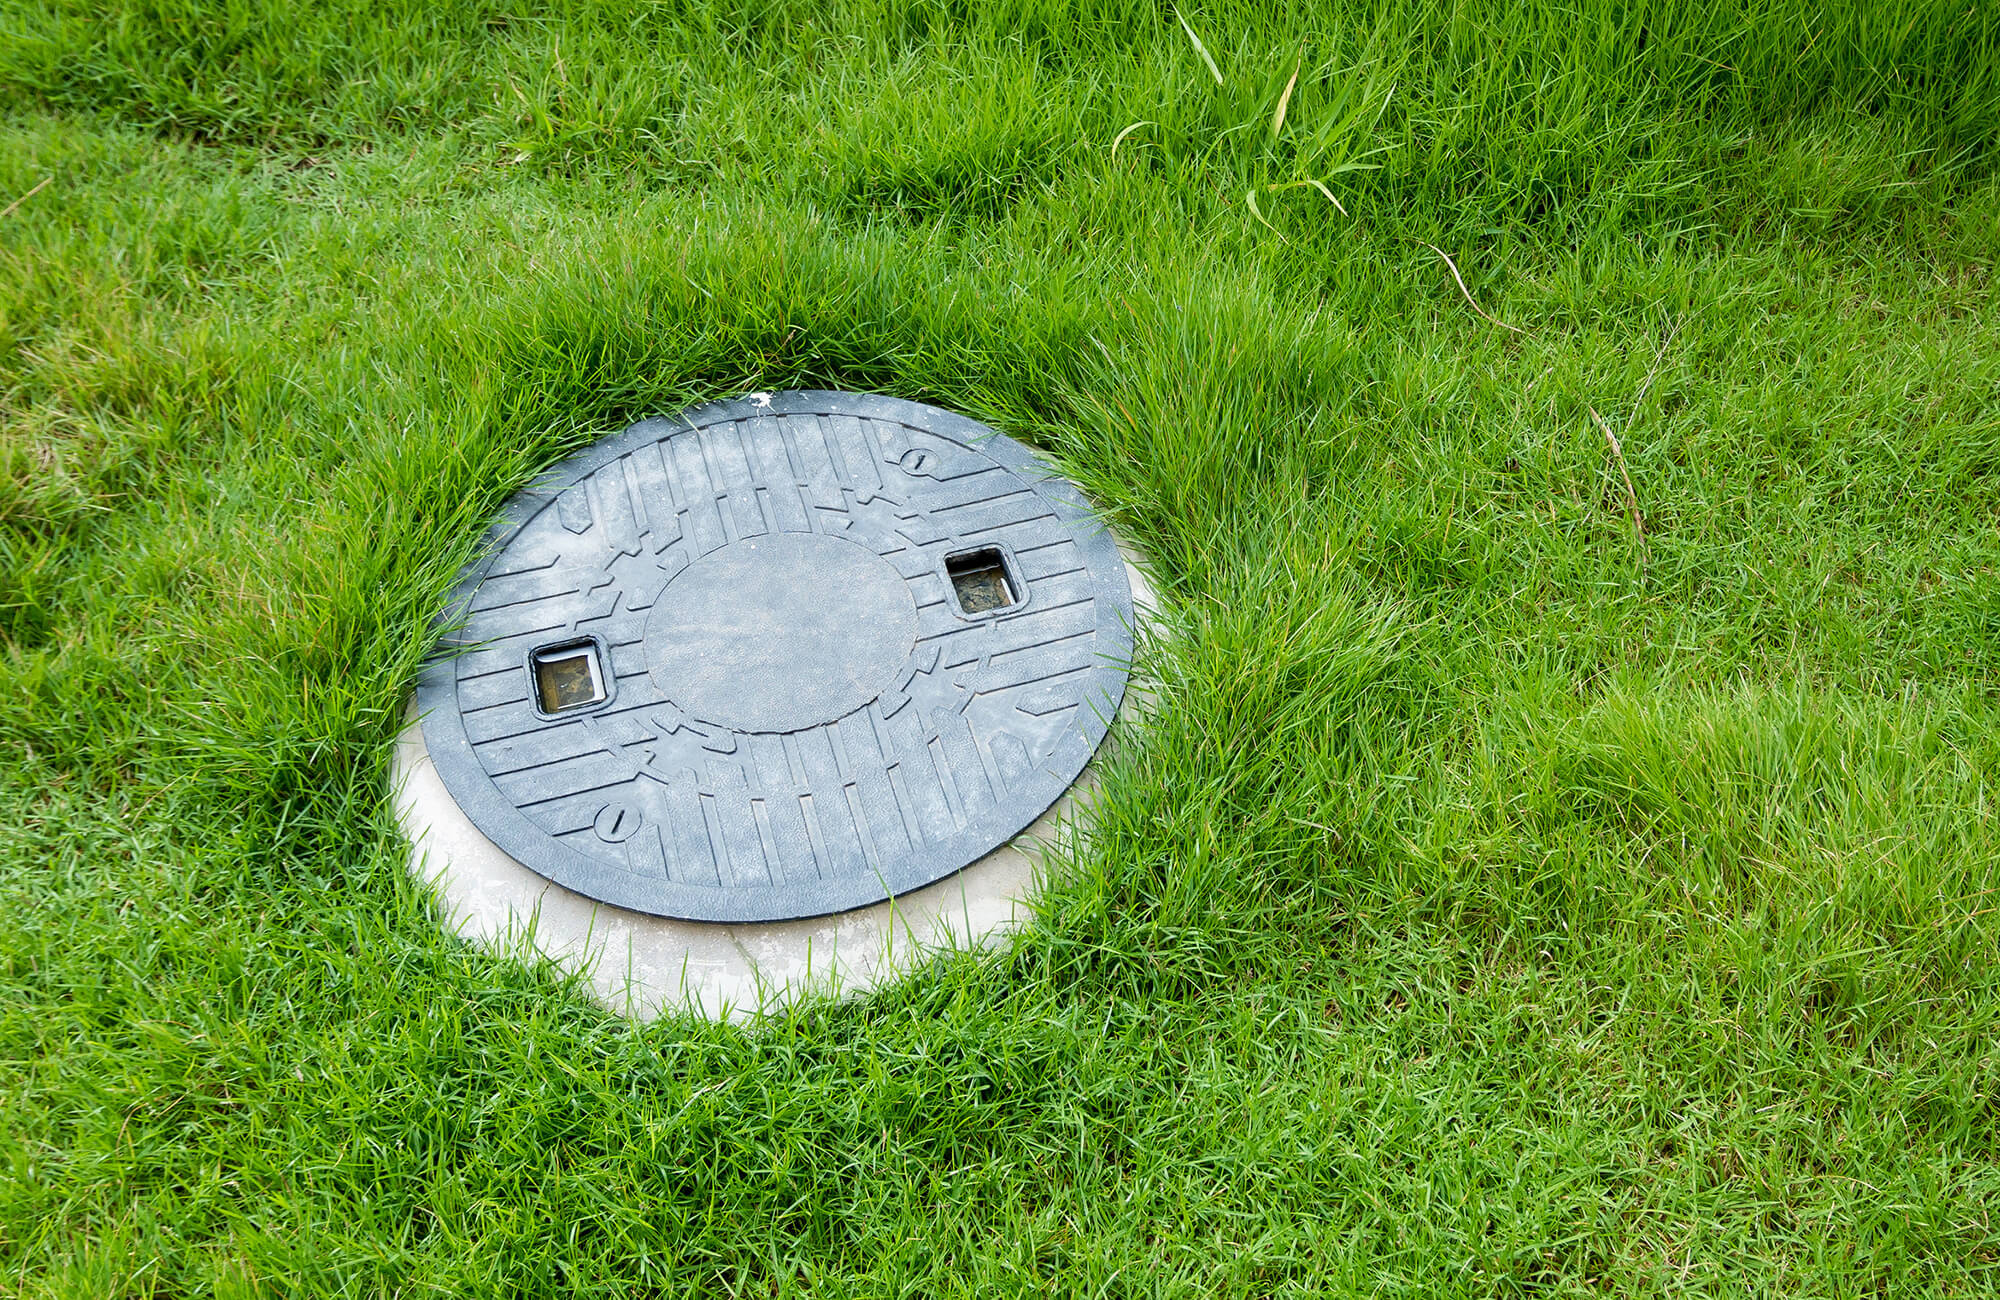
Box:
left=5, top=0, right=2000, bottom=1293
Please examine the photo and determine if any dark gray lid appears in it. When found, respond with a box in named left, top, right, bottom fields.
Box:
left=415, top=391, right=1134, bottom=922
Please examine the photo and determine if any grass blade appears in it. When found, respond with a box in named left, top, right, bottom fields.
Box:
left=1268, top=178, right=1348, bottom=216
left=1420, top=241, right=1526, bottom=335
left=1272, top=57, right=1301, bottom=137
left=0, top=176, right=51, bottom=221
left=1174, top=8, right=1224, bottom=87
left=1246, top=188, right=1288, bottom=242
left=1111, top=121, right=1154, bottom=160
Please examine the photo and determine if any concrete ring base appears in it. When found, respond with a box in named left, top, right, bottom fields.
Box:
left=390, top=546, right=1155, bottom=1022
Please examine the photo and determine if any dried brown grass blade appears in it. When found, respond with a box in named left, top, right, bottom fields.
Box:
left=1272, top=58, right=1300, bottom=137
left=1590, top=406, right=1646, bottom=547
left=1111, top=121, right=1154, bottom=160
left=0, top=176, right=51, bottom=221
left=1420, top=242, right=1526, bottom=335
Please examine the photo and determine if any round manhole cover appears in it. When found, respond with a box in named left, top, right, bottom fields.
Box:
left=416, top=391, right=1134, bottom=923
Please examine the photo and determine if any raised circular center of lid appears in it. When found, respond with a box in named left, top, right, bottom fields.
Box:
left=643, top=532, right=918, bottom=733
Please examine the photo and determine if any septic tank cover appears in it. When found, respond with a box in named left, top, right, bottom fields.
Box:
left=416, top=391, right=1133, bottom=923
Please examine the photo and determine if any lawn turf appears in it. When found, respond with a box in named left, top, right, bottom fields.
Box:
left=5, top=1, right=2000, bottom=1294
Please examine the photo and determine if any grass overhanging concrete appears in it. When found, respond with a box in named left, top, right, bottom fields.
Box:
left=4, top=0, right=2000, bottom=1293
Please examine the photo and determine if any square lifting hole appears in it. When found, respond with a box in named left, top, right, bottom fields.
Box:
left=945, top=547, right=1021, bottom=616
left=530, top=639, right=608, bottom=715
